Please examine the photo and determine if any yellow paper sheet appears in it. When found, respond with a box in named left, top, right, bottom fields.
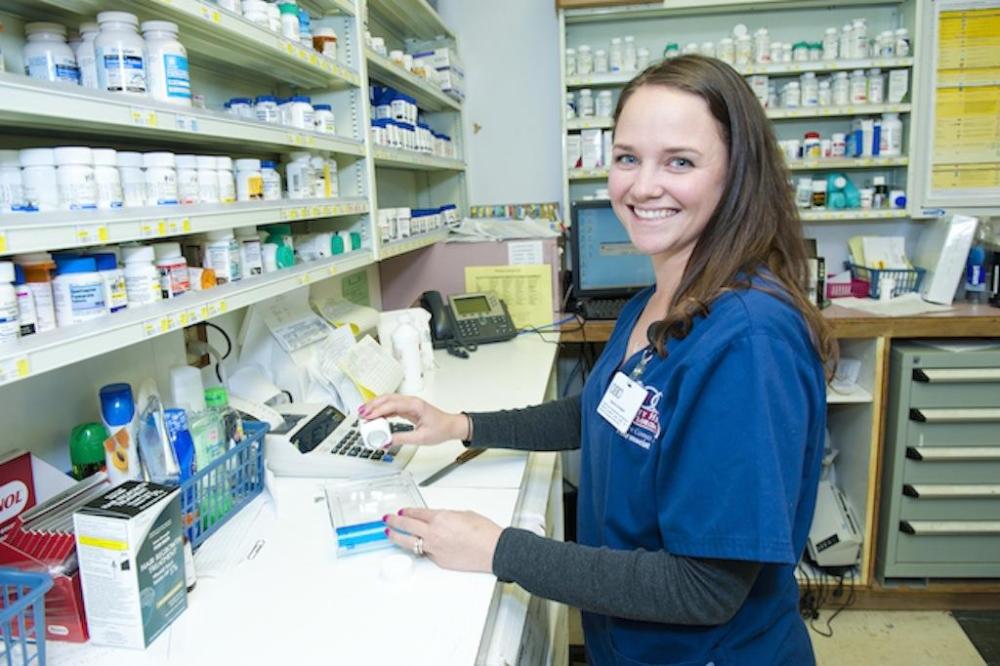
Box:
left=464, top=264, right=553, bottom=330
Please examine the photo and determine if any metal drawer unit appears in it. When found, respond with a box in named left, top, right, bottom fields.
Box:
left=878, top=340, right=1000, bottom=579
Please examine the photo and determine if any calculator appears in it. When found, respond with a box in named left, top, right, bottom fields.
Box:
left=261, top=403, right=417, bottom=478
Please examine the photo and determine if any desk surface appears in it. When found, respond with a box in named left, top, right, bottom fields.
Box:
left=48, top=336, right=560, bottom=666
left=558, top=302, right=1000, bottom=342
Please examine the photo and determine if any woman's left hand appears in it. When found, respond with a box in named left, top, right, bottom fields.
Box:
left=384, top=507, right=503, bottom=573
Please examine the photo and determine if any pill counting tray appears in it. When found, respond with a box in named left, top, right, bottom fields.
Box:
left=325, top=473, right=426, bottom=556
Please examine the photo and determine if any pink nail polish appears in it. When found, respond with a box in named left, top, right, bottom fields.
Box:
left=359, top=406, right=368, bottom=416
left=382, top=514, right=389, bottom=522
left=384, top=528, right=390, bottom=536
left=397, top=509, right=405, bottom=516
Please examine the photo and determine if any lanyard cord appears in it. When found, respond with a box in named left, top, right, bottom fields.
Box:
left=629, top=348, right=654, bottom=381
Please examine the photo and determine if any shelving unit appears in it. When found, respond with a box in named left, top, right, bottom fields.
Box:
left=366, top=49, right=461, bottom=111
left=372, top=146, right=466, bottom=171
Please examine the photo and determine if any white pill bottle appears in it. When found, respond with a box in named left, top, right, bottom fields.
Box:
left=142, top=21, right=192, bottom=106
left=95, top=12, right=148, bottom=95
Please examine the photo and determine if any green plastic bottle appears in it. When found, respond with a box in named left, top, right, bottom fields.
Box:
left=262, top=224, right=295, bottom=269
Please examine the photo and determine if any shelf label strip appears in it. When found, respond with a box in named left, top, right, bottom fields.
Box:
left=0, top=356, right=30, bottom=384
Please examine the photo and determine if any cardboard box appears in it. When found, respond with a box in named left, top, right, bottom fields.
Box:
left=566, top=134, right=582, bottom=169
left=74, top=481, right=187, bottom=649
left=581, top=129, right=603, bottom=168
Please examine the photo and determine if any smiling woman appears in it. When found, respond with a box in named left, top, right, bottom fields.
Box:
left=367, top=54, right=836, bottom=666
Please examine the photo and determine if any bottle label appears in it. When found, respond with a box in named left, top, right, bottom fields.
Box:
left=158, top=261, right=190, bottom=298
left=106, top=274, right=129, bottom=313
left=0, top=304, right=18, bottom=343
left=59, top=174, right=99, bottom=210
left=15, top=288, right=37, bottom=336
left=98, top=47, right=147, bottom=93
left=97, top=182, right=124, bottom=209
left=26, top=55, right=81, bottom=84
left=27, top=283, right=56, bottom=332
left=163, top=54, right=192, bottom=99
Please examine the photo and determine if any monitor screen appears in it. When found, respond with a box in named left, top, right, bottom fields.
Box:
left=574, top=203, right=655, bottom=296
left=453, top=295, right=491, bottom=315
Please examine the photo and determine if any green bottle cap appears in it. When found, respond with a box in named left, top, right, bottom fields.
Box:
left=279, top=3, right=300, bottom=14
left=350, top=231, right=361, bottom=250
left=204, top=386, right=230, bottom=408
left=70, top=422, right=109, bottom=465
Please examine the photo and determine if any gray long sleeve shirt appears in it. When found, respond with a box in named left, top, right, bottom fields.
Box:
left=469, top=396, right=761, bottom=625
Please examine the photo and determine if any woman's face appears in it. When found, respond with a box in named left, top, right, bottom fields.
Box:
left=608, top=85, right=728, bottom=266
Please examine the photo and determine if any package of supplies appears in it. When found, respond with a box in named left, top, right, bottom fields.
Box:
left=325, top=472, right=425, bottom=556
left=73, top=481, right=187, bottom=649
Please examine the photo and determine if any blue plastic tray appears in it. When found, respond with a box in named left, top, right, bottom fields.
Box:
left=0, top=568, right=53, bottom=666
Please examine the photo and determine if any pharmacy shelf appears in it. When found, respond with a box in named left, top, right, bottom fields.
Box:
left=568, top=168, right=609, bottom=180
left=800, top=209, right=909, bottom=222
left=0, top=198, right=369, bottom=257
left=0, top=74, right=366, bottom=157
left=0, top=251, right=374, bottom=388
left=377, top=229, right=448, bottom=260
left=373, top=147, right=466, bottom=171
left=24, top=0, right=360, bottom=89
left=788, top=157, right=909, bottom=170
left=298, top=0, right=355, bottom=16
left=366, top=49, right=461, bottom=112
left=564, top=58, right=914, bottom=88
left=567, top=117, right=614, bottom=130
left=827, top=384, right=874, bottom=404
left=367, top=0, right=454, bottom=40
left=767, top=103, right=911, bottom=119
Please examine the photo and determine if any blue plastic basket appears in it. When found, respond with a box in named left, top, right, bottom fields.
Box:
left=180, top=421, right=267, bottom=549
left=849, top=264, right=926, bottom=299
left=0, top=568, right=52, bottom=666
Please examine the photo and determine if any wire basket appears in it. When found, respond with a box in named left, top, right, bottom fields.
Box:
left=848, top=264, right=926, bottom=299
left=0, top=568, right=53, bottom=666
left=180, top=421, right=267, bottom=549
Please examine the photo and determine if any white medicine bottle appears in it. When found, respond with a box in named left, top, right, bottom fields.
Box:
left=216, top=156, right=237, bottom=203
left=95, top=12, right=148, bottom=95
left=76, top=22, right=100, bottom=89
left=92, top=148, right=124, bottom=209
left=24, top=22, right=81, bottom=85
left=0, top=261, right=19, bottom=344
left=12, top=265, right=37, bottom=337
left=122, top=244, right=162, bottom=307
left=392, top=314, right=423, bottom=394
left=141, top=21, right=192, bottom=106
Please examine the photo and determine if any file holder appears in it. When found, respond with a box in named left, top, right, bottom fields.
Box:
left=325, top=473, right=425, bottom=556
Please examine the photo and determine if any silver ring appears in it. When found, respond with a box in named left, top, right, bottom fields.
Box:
left=413, top=536, right=424, bottom=557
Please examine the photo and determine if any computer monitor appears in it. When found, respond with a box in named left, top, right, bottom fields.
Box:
left=571, top=200, right=655, bottom=299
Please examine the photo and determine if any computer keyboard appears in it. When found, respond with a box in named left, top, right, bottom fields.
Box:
left=581, top=298, right=629, bottom=320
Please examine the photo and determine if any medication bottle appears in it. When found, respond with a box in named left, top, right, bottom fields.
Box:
left=228, top=97, right=254, bottom=120
left=878, top=30, right=895, bottom=57
left=285, top=152, right=313, bottom=199
left=754, top=28, right=771, bottom=63
left=54, top=146, right=97, bottom=210
left=839, top=23, right=853, bottom=60
left=849, top=69, right=867, bottom=104
left=0, top=150, right=24, bottom=214
left=636, top=46, right=650, bottom=70
left=261, top=160, right=282, bottom=201
left=205, top=386, right=244, bottom=448
left=14, top=254, right=57, bottom=332
left=791, top=41, right=809, bottom=63
left=872, top=176, right=888, bottom=208
left=95, top=12, right=147, bottom=95
left=99, top=383, right=141, bottom=483
left=313, top=27, right=338, bottom=58
left=202, top=228, right=241, bottom=285
left=867, top=68, right=884, bottom=104
left=578, top=88, right=594, bottom=117
left=609, top=37, right=623, bottom=73
left=313, top=104, right=335, bottom=133
left=623, top=35, right=637, bottom=71
left=810, top=179, right=827, bottom=210
left=818, top=80, right=832, bottom=107
left=716, top=38, right=735, bottom=65
left=175, top=154, right=199, bottom=205
left=254, top=95, right=279, bottom=124
left=263, top=225, right=295, bottom=268
left=143, top=152, right=178, bottom=206
left=91, top=148, right=123, bottom=209
left=288, top=95, right=315, bottom=130
left=894, top=28, right=910, bottom=58
left=664, top=43, right=681, bottom=59
left=577, top=44, right=593, bottom=75
left=310, top=156, right=328, bottom=197
left=216, top=156, right=237, bottom=203
left=393, top=314, right=423, bottom=393
left=803, top=131, right=822, bottom=159
left=242, top=0, right=270, bottom=28
left=88, top=252, right=128, bottom=314
left=196, top=155, right=219, bottom=203
left=800, top=72, right=819, bottom=107
left=12, top=265, right=36, bottom=337
left=880, top=112, right=903, bottom=156
left=279, top=3, right=300, bottom=41
left=122, top=244, right=162, bottom=306
left=0, top=262, right=19, bottom=344
left=822, top=27, right=839, bottom=60
left=565, top=48, right=576, bottom=76
left=153, top=241, right=190, bottom=299
left=141, top=21, right=191, bottom=105
left=831, top=132, right=847, bottom=157
left=781, top=81, right=800, bottom=109
left=235, top=159, right=263, bottom=201
left=24, top=22, right=80, bottom=85
left=53, top=255, right=106, bottom=326
left=852, top=18, right=868, bottom=59
left=596, top=90, right=614, bottom=118
left=116, top=151, right=145, bottom=208
left=236, top=227, right=264, bottom=278
left=19, top=148, right=59, bottom=212
left=832, top=72, right=850, bottom=106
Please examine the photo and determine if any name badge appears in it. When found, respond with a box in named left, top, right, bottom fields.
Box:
left=597, top=372, right=647, bottom=434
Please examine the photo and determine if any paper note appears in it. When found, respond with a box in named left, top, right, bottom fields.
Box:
left=259, top=296, right=332, bottom=353
left=341, top=271, right=370, bottom=306
left=335, top=335, right=404, bottom=400
left=507, top=240, right=544, bottom=265
left=464, top=264, right=553, bottom=329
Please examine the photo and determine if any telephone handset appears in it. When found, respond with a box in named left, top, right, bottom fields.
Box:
left=419, top=290, right=517, bottom=351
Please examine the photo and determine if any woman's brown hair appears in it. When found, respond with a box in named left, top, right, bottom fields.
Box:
left=612, top=54, right=837, bottom=371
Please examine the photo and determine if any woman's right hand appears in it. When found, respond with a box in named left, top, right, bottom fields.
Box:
left=359, top=394, right=469, bottom=448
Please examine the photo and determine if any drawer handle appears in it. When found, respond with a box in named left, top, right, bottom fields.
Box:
left=912, top=368, right=1000, bottom=383
left=903, top=483, right=1000, bottom=499
left=909, top=407, right=1000, bottom=423
left=906, top=446, right=1000, bottom=461
left=900, top=520, right=1000, bottom=536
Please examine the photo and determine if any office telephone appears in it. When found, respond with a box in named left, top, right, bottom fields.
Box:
left=420, top=290, right=517, bottom=350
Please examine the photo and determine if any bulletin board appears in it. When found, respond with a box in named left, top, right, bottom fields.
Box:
left=918, top=0, right=1000, bottom=209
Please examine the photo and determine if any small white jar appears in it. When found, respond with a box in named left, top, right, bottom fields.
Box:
left=141, top=20, right=191, bottom=106
left=196, top=155, right=219, bottom=204
left=143, top=152, right=178, bottom=206
left=117, top=151, right=145, bottom=208
left=175, top=154, right=199, bottom=205
left=578, top=88, right=594, bottom=117
left=310, top=156, right=328, bottom=198
left=236, top=227, right=264, bottom=278
left=849, top=69, right=868, bottom=104
left=153, top=241, right=189, bottom=299
left=53, top=256, right=106, bottom=327
left=91, top=148, right=123, bottom=209
left=216, top=156, right=237, bottom=203
left=121, top=244, right=162, bottom=306
left=279, top=3, right=300, bottom=41
left=285, top=152, right=313, bottom=199
left=261, top=160, right=282, bottom=201
left=234, top=159, right=263, bottom=202
left=24, top=22, right=80, bottom=85
left=0, top=150, right=24, bottom=214
left=288, top=96, right=315, bottom=130
left=313, top=104, right=335, bottom=134
left=54, top=146, right=97, bottom=210
left=0, top=262, right=18, bottom=343
left=19, top=148, right=59, bottom=212
left=867, top=68, right=885, bottom=104
left=565, top=48, right=576, bottom=76
left=577, top=45, right=593, bottom=75
left=596, top=90, right=614, bottom=118
left=832, top=72, right=850, bottom=106
left=95, top=11, right=147, bottom=95
left=241, top=0, right=270, bottom=28
left=593, top=49, right=608, bottom=74
left=800, top=72, right=819, bottom=107
left=254, top=95, right=280, bottom=124
left=77, top=22, right=100, bottom=88
left=202, top=228, right=242, bottom=285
